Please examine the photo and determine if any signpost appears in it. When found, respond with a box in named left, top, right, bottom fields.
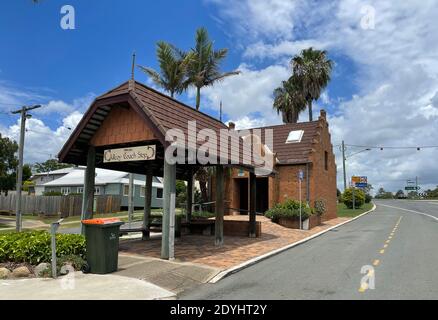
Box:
left=103, top=145, right=156, bottom=163
left=352, top=176, right=368, bottom=189
left=405, top=186, right=420, bottom=191
left=298, top=170, right=304, bottom=230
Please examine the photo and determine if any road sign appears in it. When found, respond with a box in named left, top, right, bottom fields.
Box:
left=352, top=176, right=367, bottom=188
left=298, top=170, right=304, bottom=181
left=405, top=186, right=420, bottom=191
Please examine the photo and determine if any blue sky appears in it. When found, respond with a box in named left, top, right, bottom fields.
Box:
left=1, top=0, right=438, bottom=193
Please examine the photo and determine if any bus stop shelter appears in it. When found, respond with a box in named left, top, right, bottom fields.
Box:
left=58, top=80, right=260, bottom=260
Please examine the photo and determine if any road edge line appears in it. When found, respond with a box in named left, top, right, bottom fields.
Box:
left=209, top=203, right=377, bottom=284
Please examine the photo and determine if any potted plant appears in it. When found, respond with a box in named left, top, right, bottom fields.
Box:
left=265, top=199, right=312, bottom=229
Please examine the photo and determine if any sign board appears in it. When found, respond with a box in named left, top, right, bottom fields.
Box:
left=298, top=170, right=304, bottom=181
left=103, top=145, right=156, bottom=163
left=405, top=186, right=420, bottom=191
left=352, top=176, right=367, bottom=188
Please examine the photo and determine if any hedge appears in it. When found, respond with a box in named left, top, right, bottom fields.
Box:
left=0, top=231, right=85, bottom=265
left=265, top=199, right=312, bottom=222
left=342, top=188, right=365, bottom=209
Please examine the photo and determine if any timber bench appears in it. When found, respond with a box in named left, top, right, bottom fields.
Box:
left=119, top=217, right=182, bottom=238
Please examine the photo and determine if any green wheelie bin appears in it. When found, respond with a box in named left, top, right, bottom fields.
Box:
left=81, top=218, right=124, bottom=274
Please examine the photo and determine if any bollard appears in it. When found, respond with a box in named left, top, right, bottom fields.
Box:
left=50, top=218, right=64, bottom=278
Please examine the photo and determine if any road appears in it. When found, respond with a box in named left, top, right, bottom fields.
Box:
left=181, top=200, right=438, bottom=300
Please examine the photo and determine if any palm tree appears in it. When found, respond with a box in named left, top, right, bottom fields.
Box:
left=186, top=27, right=240, bottom=110
left=273, top=78, right=307, bottom=123
left=291, top=48, right=333, bottom=121
left=138, top=41, right=190, bottom=98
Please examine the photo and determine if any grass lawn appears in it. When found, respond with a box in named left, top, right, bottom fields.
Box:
left=337, top=202, right=374, bottom=218
left=19, top=208, right=184, bottom=230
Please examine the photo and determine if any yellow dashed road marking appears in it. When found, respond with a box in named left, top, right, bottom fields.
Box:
left=380, top=249, right=385, bottom=254
left=373, top=259, right=380, bottom=266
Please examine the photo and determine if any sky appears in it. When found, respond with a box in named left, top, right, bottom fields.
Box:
left=1, top=0, right=438, bottom=193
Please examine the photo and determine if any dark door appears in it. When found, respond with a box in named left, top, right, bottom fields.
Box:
left=239, top=179, right=248, bottom=214
left=256, top=177, right=269, bottom=214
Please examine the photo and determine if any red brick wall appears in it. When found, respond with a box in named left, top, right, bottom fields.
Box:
left=224, top=116, right=337, bottom=220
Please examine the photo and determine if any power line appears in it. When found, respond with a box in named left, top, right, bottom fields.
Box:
left=345, top=143, right=438, bottom=150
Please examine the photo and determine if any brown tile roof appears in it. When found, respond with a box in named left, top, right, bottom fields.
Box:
left=59, top=80, right=257, bottom=169
left=247, top=121, right=322, bottom=165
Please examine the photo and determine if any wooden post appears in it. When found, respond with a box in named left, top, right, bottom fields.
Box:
left=128, top=173, right=134, bottom=228
left=81, top=146, right=95, bottom=235
left=161, top=160, right=176, bottom=260
left=249, top=171, right=257, bottom=237
left=143, top=172, right=153, bottom=240
left=186, top=167, right=194, bottom=222
left=215, top=166, right=224, bottom=246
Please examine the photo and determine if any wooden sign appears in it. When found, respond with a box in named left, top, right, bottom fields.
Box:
left=103, top=145, right=156, bottom=163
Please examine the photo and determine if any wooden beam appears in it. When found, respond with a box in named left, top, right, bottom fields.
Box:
left=215, top=166, right=224, bottom=246
left=80, top=146, right=95, bottom=235
left=143, top=172, right=153, bottom=240
left=249, top=171, right=257, bottom=237
left=161, top=160, right=176, bottom=260
left=186, top=167, right=194, bottom=222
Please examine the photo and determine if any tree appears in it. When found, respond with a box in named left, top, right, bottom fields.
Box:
left=0, top=134, right=18, bottom=195
left=186, top=27, right=240, bottom=110
left=342, top=188, right=365, bottom=209
left=291, top=47, right=333, bottom=121
left=23, top=164, right=32, bottom=181
left=273, top=78, right=307, bottom=123
left=375, top=187, right=394, bottom=199
left=138, top=41, right=191, bottom=98
left=33, top=159, right=72, bottom=173
left=395, top=190, right=405, bottom=199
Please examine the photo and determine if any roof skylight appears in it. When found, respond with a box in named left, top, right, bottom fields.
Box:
left=286, top=130, right=304, bottom=143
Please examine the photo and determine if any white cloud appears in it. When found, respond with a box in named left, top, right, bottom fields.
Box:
left=2, top=110, right=84, bottom=164
left=208, top=0, right=438, bottom=192
left=191, top=63, right=289, bottom=125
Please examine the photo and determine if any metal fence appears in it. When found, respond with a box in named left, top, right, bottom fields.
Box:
left=0, top=194, right=122, bottom=217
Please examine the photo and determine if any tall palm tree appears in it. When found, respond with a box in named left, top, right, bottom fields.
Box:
left=186, top=27, right=240, bottom=110
left=273, top=78, right=307, bottom=123
left=138, top=41, right=190, bottom=98
left=291, top=48, right=333, bottom=121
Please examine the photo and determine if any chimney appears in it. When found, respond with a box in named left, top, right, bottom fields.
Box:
left=228, top=122, right=236, bottom=130
left=319, top=109, right=327, bottom=121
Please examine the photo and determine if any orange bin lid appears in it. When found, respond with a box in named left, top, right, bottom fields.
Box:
left=82, top=218, right=122, bottom=225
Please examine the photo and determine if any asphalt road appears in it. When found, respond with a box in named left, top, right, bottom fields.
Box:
left=181, top=200, right=438, bottom=300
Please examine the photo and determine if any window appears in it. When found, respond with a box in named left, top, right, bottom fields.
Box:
left=77, top=187, right=84, bottom=194
left=324, top=151, right=328, bottom=171
left=123, top=184, right=129, bottom=196
left=156, top=188, right=163, bottom=199
left=286, top=130, right=304, bottom=143
left=94, top=187, right=101, bottom=195
left=140, top=186, right=145, bottom=198
left=61, top=187, right=70, bottom=195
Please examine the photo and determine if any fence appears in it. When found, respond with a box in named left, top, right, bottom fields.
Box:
left=0, top=194, right=122, bottom=217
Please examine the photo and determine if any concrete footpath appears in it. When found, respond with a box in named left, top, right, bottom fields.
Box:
left=0, top=272, right=174, bottom=300
left=0, top=254, right=220, bottom=300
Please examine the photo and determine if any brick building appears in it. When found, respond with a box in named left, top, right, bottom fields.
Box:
left=224, top=110, right=337, bottom=220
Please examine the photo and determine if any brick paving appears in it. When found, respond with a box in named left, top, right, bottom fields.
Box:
left=119, top=215, right=350, bottom=270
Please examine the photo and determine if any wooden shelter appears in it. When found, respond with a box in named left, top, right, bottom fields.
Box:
left=58, top=80, right=259, bottom=260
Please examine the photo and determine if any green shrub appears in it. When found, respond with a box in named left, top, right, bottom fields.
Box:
left=264, top=199, right=311, bottom=222
left=365, top=194, right=372, bottom=203
left=43, top=191, right=63, bottom=196
left=192, top=211, right=215, bottom=219
left=314, top=199, right=326, bottom=216
left=0, top=231, right=85, bottom=265
left=342, top=188, right=365, bottom=209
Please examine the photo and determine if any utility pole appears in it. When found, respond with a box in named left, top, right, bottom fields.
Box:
left=11, top=105, right=41, bottom=232
left=219, top=101, right=223, bottom=122
left=342, top=140, right=347, bottom=191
